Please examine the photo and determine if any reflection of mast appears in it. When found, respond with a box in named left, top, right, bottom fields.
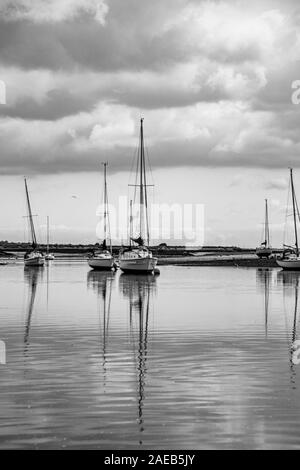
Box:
left=277, top=271, right=300, bottom=382
left=119, top=273, right=156, bottom=446
left=292, top=277, right=299, bottom=344
left=24, top=268, right=42, bottom=351
left=256, top=269, right=271, bottom=337
left=87, top=271, right=114, bottom=388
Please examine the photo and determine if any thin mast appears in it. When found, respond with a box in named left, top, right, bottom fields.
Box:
left=103, top=162, right=107, bottom=244
left=47, top=216, right=49, bottom=254
left=265, top=199, right=270, bottom=247
left=129, top=199, right=133, bottom=248
left=24, top=178, right=37, bottom=248
left=102, top=162, right=112, bottom=253
left=139, top=119, right=144, bottom=241
left=290, top=168, right=299, bottom=256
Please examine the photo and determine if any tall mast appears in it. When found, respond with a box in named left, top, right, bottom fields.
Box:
left=47, top=216, right=49, bottom=254
left=129, top=199, right=133, bottom=248
left=290, top=168, right=299, bottom=256
left=265, top=199, right=270, bottom=247
left=24, top=178, right=37, bottom=248
left=139, top=119, right=145, bottom=241
left=102, top=162, right=112, bottom=252
left=103, top=162, right=108, bottom=244
left=139, top=118, right=151, bottom=246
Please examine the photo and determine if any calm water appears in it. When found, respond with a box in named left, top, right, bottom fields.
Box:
left=1, top=262, right=300, bottom=449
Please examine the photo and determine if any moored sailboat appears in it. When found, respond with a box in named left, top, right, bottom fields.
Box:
left=277, top=169, right=300, bottom=270
left=24, top=178, right=45, bottom=267
left=256, top=199, right=272, bottom=259
left=88, top=162, right=115, bottom=270
left=119, top=118, right=157, bottom=274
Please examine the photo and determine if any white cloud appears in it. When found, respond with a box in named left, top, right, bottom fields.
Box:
left=0, top=0, right=108, bottom=24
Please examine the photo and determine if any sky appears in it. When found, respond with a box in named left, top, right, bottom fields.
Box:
left=0, top=0, right=300, bottom=246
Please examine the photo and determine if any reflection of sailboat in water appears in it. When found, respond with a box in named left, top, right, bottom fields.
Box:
left=277, top=271, right=300, bottom=379
left=24, top=267, right=43, bottom=353
left=256, top=269, right=272, bottom=337
left=87, top=270, right=115, bottom=387
left=119, top=273, right=156, bottom=445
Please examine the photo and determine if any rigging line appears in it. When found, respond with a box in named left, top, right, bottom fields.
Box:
left=126, top=144, right=139, bottom=243
left=24, top=179, right=37, bottom=248
left=283, top=177, right=291, bottom=248
left=142, top=136, right=150, bottom=245
left=291, top=169, right=299, bottom=254
left=104, top=163, right=113, bottom=250
left=145, top=145, right=156, bottom=237
left=295, top=189, right=300, bottom=225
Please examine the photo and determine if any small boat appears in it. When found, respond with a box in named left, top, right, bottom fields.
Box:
left=119, top=118, right=157, bottom=274
left=24, top=178, right=45, bottom=267
left=277, top=169, right=300, bottom=270
left=256, top=199, right=272, bottom=259
left=88, top=162, right=115, bottom=270
left=45, top=216, right=55, bottom=261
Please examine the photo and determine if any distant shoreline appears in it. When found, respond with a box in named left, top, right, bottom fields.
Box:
left=0, top=250, right=281, bottom=268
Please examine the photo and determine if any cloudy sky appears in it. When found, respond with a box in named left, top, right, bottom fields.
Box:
left=0, top=0, right=300, bottom=246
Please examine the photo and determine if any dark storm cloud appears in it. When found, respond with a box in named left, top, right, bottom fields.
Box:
left=0, top=88, right=98, bottom=120
left=0, top=0, right=300, bottom=174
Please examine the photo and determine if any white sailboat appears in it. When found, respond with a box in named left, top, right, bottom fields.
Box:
left=88, top=162, right=115, bottom=270
left=256, top=199, right=272, bottom=259
left=45, top=216, right=55, bottom=261
left=277, top=169, right=300, bottom=270
left=24, top=178, right=45, bottom=267
left=119, top=118, right=157, bottom=274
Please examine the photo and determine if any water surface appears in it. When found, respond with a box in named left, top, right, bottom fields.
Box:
left=0, top=263, right=300, bottom=449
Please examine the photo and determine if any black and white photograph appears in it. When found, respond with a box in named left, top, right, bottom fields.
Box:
left=0, top=0, right=300, bottom=452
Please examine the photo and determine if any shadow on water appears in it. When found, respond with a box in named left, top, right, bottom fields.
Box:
left=23, top=267, right=44, bottom=350
left=119, top=273, right=157, bottom=447
left=87, top=270, right=115, bottom=390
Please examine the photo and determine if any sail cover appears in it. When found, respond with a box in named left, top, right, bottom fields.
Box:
left=130, top=236, right=144, bottom=246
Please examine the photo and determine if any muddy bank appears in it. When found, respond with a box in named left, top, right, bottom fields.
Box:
left=157, top=255, right=279, bottom=268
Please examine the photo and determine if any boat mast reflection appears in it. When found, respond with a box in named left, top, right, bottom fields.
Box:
left=277, top=271, right=300, bottom=383
left=87, top=270, right=115, bottom=388
left=24, top=267, right=43, bottom=353
left=119, top=273, right=157, bottom=446
left=256, top=269, right=272, bottom=337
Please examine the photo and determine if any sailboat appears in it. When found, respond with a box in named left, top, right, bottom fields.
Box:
left=88, top=162, right=115, bottom=270
left=24, top=178, right=45, bottom=267
left=256, top=199, right=272, bottom=259
left=277, top=169, right=300, bottom=270
left=45, top=216, right=55, bottom=261
left=119, top=118, right=157, bottom=274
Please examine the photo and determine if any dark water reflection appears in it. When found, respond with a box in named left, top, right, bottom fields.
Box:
left=1, top=264, right=300, bottom=448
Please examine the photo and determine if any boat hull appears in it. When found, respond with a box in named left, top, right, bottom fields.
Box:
left=276, top=259, right=300, bottom=270
left=88, top=257, right=114, bottom=270
left=119, top=256, right=157, bottom=273
left=256, top=248, right=272, bottom=258
left=24, top=256, right=45, bottom=267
